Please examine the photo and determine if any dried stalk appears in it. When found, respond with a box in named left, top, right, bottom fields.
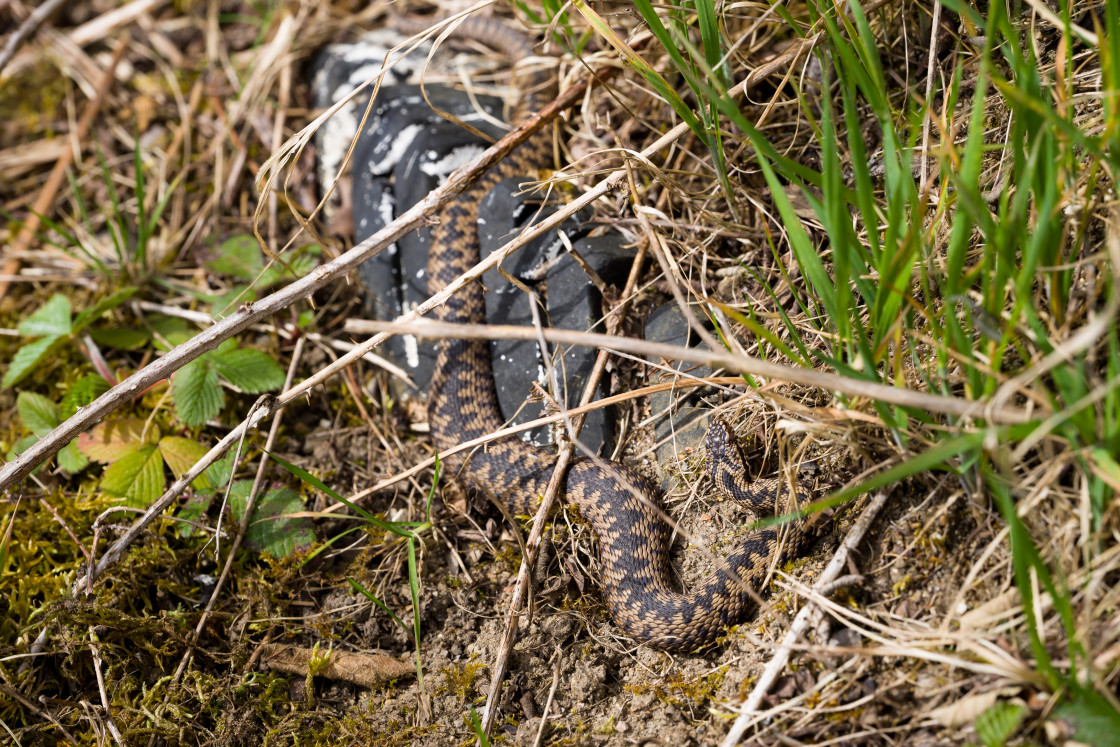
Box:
left=349, top=319, right=1040, bottom=426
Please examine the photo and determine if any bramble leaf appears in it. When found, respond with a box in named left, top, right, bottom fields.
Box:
left=1053, top=689, right=1120, bottom=747
left=229, top=480, right=315, bottom=557
left=17, top=295, right=71, bottom=337
left=211, top=348, right=285, bottom=393
left=57, top=440, right=89, bottom=473
left=205, top=234, right=261, bottom=280
left=2, top=335, right=64, bottom=388
left=159, top=436, right=214, bottom=491
left=6, top=435, right=38, bottom=462
left=60, top=375, right=112, bottom=420
left=17, top=392, right=59, bottom=436
left=974, top=701, right=1025, bottom=747
left=176, top=493, right=213, bottom=538
left=100, top=443, right=165, bottom=507
left=78, top=417, right=158, bottom=463
left=205, top=454, right=236, bottom=491
left=172, top=360, right=223, bottom=427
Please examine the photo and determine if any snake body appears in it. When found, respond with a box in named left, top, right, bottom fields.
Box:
left=419, top=16, right=816, bottom=650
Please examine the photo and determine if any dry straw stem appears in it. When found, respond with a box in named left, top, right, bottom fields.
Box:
left=0, top=0, right=69, bottom=75
left=721, top=490, right=889, bottom=747
left=350, top=319, right=1039, bottom=425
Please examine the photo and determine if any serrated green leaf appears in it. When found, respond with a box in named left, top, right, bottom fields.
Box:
left=17, top=392, right=59, bottom=436
left=2, top=335, right=64, bottom=388
left=17, top=295, right=71, bottom=337
left=57, top=440, right=89, bottom=473
left=1054, top=689, right=1120, bottom=747
left=71, top=286, right=138, bottom=333
left=60, top=375, right=112, bottom=420
left=975, top=701, right=1026, bottom=747
left=172, top=360, right=223, bottom=427
left=228, top=481, right=315, bottom=557
left=88, top=327, right=151, bottom=350
left=159, top=436, right=214, bottom=491
left=206, top=234, right=261, bottom=280
left=211, top=348, right=285, bottom=393
left=100, top=443, right=165, bottom=507
left=214, top=339, right=239, bottom=356
left=78, top=417, right=158, bottom=463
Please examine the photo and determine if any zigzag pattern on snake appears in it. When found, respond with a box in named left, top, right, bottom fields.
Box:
left=410, top=15, right=820, bottom=650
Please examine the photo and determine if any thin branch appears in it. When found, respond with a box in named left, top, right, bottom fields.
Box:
left=0, top=0, right=68, bottom=75
left=347, top=319, right=1041, bottom=425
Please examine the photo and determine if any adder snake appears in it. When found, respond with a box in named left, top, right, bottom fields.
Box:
left=414, top=15, right=819, bottom=650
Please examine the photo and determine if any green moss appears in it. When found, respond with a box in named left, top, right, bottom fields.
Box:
left=0, top=58, right=68, bottom=136
left=439, top=656, right=486, bottom=704
left=492, top=541, right=523, bottom=573
left=626, top=667, right=728, bottom=709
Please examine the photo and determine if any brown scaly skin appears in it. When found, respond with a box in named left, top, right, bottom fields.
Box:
left=415, top=16, right=820, bottom=650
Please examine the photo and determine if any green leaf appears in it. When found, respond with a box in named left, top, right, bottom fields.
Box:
left=100, top=443, right=165, bottom=507
left=205, top=454, right=236, bottom=491
left=78, top=417, right=158, bottom=463
left=2, top=335, right=64, bottom=388
left=17, top=295, right=71, bottom=337
left=147, top=315, right=194, bottom=352
left=17, top=392, right=59, bottom=437
left=229, top=481, right=316, bottom=557
left=1089, top=448, right=1120, bottom=488
left=258, top=252, right=318, bottom=287
left=975, top=701, right=1026, bottom=747
left=209, top=286, right=256, bottom=319
left=6, top=434, right=39, bottom=462
left=1054, top=689, right=1120, bottom=747
left=88, top=327, right=151, bottom=350
left=468, top=706, right=491, bottom=747
left=267, top=450, right=406, bottom=534
left=206, top=234, right=262, bottom=280
left=211, top=348, right=285, bottom=393
left=60, top=375, right=112, bottom=420
left=172, top=360, right=223, bottom=427
left=176, top=493, right=213, bottom=538
left=71, top=286, right=138, bottom=333
left=57, top=440, right=89, bottom=473
left=159, top=436, right=214, bottom=491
